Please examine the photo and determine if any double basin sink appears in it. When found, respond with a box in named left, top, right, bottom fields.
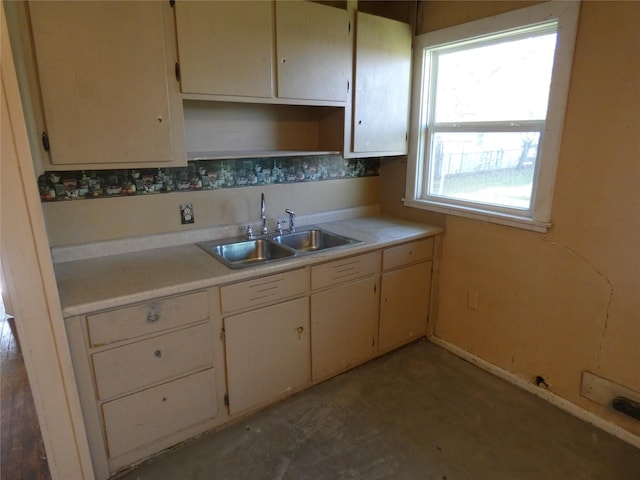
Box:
left=198, top=226, right=362, bottom=269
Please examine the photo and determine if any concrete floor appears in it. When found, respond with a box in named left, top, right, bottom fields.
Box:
left=116, top=341, right=640, bottom=480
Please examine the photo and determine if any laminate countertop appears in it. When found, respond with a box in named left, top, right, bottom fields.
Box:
left=54, top=215, right=443, bottom=317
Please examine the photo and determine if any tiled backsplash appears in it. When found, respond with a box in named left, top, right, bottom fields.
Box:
left=38, top=155, right=379, bottom=202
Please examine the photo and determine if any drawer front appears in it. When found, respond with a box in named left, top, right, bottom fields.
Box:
left=383, top=238, right=434, bottom=271
left=92, top=323, right=213, bottom=400
left=87, top=291, right=209, bottom=347
left=221, top=268, right=307, bottom=314
left=102, top=368, right=217, bottom=459
left=311, top=251, right=380, bottom=290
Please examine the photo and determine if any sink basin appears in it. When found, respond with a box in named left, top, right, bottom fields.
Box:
left=198, top=238, right=295, bottom=269
left=272, top=228, right=361, bottom=252
left=198, top=227, right=362, bottom=269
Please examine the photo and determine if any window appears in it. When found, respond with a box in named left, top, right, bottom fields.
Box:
left=404, top=1, right=580, bottom=232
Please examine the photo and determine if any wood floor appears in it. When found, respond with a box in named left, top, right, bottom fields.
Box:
left=1, top=308, right=51, bottom=480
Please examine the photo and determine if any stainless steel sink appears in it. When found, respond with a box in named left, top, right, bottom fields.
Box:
left=198, top=238, right=295, bottom=269
left=197, top=226, right=362, bottom=269
left=272, top=229, right=361, bottom=252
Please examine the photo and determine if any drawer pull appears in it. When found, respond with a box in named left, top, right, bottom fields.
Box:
left=161, top=397, right=167, bottom=402
left=147, top=313, right=160, bottom=323
left=154, top=350, right=162, bottom=358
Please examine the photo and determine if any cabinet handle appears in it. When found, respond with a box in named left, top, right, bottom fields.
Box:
left=295, top=326, right=304, bottom=339
left=154, top=350, right=162, bottom=358
left=147, top=313, right=160, bottom=323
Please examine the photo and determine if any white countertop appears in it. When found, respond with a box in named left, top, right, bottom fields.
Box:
left=54, top=215, right=443, bottom=317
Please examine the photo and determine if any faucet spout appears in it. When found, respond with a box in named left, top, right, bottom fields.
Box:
left=260, top=193, right=268, bottom=235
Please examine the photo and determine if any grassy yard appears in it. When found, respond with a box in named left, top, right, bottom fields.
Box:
left=432, top=167, right=534, bottom=208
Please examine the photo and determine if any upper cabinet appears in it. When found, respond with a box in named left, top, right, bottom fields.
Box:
left=275, top=1, right=350, bottom=103
left=174, top=0, right=351, bottom=105
left=175, top=1, right=274, bottom=98
left=27, top=1, right=186, bottom=169
left=348, top=11, right=412, bottom=156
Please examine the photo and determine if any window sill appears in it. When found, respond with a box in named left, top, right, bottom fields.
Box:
left=402, top=198, right=550, bottom=233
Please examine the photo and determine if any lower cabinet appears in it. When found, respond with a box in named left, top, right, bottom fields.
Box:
left=379, top=239, right=434, bottom=353
left=220, top=268, right=310, bottom=415
left=65, top=235, right=438, bottom=479
left=310, top=252, right=380, bottom=382
left=65, top=289, right=222, bottom=480
left=224, top=297, right=310, bottom=415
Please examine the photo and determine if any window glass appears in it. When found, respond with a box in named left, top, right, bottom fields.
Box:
left=433, top=33, right=557, bottom=123
left=427, top=131, right=540, bottom=209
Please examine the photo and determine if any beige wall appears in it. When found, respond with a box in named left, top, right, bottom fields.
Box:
left=43, top=176, right=380, bottom=246
left=380, top=1, right=640, bottom=435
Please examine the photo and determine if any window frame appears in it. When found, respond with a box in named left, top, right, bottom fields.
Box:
left=404, top=1, right=581, bottom=232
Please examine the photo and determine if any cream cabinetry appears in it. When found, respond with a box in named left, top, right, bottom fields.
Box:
left=310, top=252, right=381, bottom=382
left=65, top=290, right=221, bottom=480
left=174, top=1, right=274, bottom=98
left=347, top=11, right=412, bottom=156
left=220, top=269, right=311, bottom=415
left=379, top=239, right=434, bottom=353
left=175, top=0, right=350, bottom=104
left=275, top=1, right=350, bottom=102
left=26, top=1, right=185, bottom=169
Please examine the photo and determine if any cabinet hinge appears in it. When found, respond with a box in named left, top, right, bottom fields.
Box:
left=348, top=21, right=351, bottom=33
left=41, top=131, right=50, bottom=151
left=220, top=328, right=226, bottom=341
left=175, top=62, right=181, bottom=82
left=169, top=0, right=175, bottom=8
left=224, top=393, right=229, bottom=406
left=347, top=80, right=350, bottom=93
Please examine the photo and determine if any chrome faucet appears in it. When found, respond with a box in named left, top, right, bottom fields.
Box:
left=285, top=209, right=296, bottom=232
left=260, top=192, right=268, bottom=235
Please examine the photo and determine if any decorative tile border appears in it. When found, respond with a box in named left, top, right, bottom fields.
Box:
left=38, top=155, right=380, bottom=202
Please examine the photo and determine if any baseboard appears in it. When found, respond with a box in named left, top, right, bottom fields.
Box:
left=428, top=336, right=640, bottom=450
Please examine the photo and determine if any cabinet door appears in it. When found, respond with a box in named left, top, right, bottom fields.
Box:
left=353, top=12, right=412, bottom=153
left=224, top=297, right=310, bottom=415
left=311, top=276, right=379, bottom=382
left=29, top=1, right=183, bottom=166
left=276, top=1, right=350, bottom=102
left=175, top=1, right=274, bottom=98
left=379, top=261, right=432, bottom=353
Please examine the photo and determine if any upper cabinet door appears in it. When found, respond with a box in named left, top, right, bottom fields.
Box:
left=275, top=1, right=351, bottom=102
left=175, top=1, right=274, bottom=98
left=353, top=12, right=412, bottom=154
left=29, top=1, right=184, bottom=167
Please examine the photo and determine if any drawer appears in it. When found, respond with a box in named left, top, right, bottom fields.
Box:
left=221, top=268, right=307, bottom=314
left=311, top=251, right=380, bottom=290
left=87, top=291, right=209, bottom=347
left=92, top=323, right=213, bottom=400
left=383, top=238, right=434, bottom=271
left=102, top=368, right=217, bottom=459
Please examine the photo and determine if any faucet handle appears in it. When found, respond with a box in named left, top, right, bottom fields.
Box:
left=285, top=209, right=295, bottom=232
left=275, top=219, right=287, bottom=235
left=239, top=224, right=255, bottom=239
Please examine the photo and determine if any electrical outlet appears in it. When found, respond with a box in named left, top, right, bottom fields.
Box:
left=180, top=204, right=194, bottom=225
